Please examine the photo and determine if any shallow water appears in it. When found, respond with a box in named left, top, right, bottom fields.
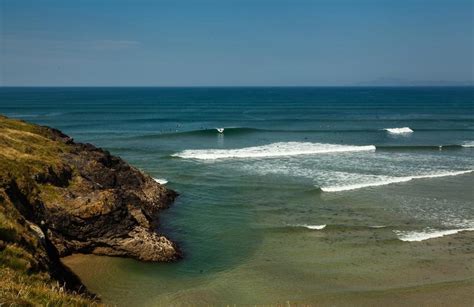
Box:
left=1, top=87, right=473, bottom=305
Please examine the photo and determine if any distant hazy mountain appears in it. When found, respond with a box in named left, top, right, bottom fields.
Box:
left=355, top=77, right=473, bottom=86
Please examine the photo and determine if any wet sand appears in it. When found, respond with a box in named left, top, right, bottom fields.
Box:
left=62, top=230, right=474, bottom=306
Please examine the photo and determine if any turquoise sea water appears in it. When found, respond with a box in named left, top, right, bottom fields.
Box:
left=1, top=87, right=473, bottom=305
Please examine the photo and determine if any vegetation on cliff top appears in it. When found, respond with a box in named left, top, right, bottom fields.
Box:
left=0, top=115, right=177, bottom=305
left=0, top=116, right=99, bottom=305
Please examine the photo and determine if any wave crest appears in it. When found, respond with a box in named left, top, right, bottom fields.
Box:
left=394, top=227, right=474, bottom=242
left=153, top=178, right=168, bottom=185
left=172, top=142, right=376, bottom=160
left=299, top=224, right=326, bottom=230
left=384, top=127, right=413, bottom=134
left=320, top=170, right=473, bottom=192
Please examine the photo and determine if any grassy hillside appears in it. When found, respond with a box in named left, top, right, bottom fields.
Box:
left=0, top=116, right=99, bottom=305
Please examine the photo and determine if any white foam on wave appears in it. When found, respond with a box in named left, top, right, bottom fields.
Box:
left=384, top=127, right=413, bottom=134
left=462, top=141, right=474, bottom=148
left=153, top=178, right=168, bottom=185
left=172, top=142, right=376, bottom=160
left=299, top=224, right=327, bottom=230
left=321, top=170, right=473, bottom=192
left=394, top=227, right=474, bottom=242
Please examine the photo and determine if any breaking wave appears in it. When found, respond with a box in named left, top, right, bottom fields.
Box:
left=298, top=224, right=327, bottom=230
left=384, top=127, right=413, bottom=134
left=376, top=144, right=463, bottom=151
left=320, top=170, right=473, bottom=192
left=153, top=178, right=168, bottom=185
left=172, top=142, right=376, bottom=160
left=394, top=227, right=474, bottom=242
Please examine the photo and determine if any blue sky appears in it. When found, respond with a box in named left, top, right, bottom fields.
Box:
left=1, top=0, right=473, bottom=86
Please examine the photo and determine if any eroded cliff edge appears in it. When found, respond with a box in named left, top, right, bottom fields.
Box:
left=0, top=115, right=179, bottom=304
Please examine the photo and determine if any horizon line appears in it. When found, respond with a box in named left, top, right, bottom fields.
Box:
left=1, top=85, right=473, bottom=88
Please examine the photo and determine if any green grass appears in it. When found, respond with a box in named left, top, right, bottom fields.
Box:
left=0, top=115, right=70, bottom=178
left=0, top=116, right=100, bottom=306
left=0, top=266, right=99, bottom=306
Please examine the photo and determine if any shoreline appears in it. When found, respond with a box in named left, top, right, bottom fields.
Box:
left=61, top=230, right=474, bottom=305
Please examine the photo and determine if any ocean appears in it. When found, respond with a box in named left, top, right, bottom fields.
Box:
left=0, top=87, right=473, bottom=305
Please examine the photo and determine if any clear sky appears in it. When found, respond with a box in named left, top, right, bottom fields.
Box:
left=1, top=0, right=473, bottom=86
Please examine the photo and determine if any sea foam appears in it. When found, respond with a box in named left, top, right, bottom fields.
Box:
left=172, top=142, right=376, bottom=160
left=462, top=141, right=474, bottom=148
left=298, top=224, right=327, bottom=230
left=320, top=170, right=473, bottom=192
left=394, top=227, right=474, bottom=242
left=153, top=178, right=168, bottom=185
left=384, top=127, right=413, bottom=134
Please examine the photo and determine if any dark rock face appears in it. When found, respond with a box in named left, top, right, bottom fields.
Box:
left=1, top=122, right=180, bottom=263
left=1, top=116, right=181, bottom=300
left=0, top=183, right=89, bottom=294
left=38, top=129, right=180, bottom=262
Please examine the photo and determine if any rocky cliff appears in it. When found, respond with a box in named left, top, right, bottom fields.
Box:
left=0, top=115, right=180, bottom=304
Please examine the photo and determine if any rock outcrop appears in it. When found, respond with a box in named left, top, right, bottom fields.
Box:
left=0, top=115, right=180, bottom=302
